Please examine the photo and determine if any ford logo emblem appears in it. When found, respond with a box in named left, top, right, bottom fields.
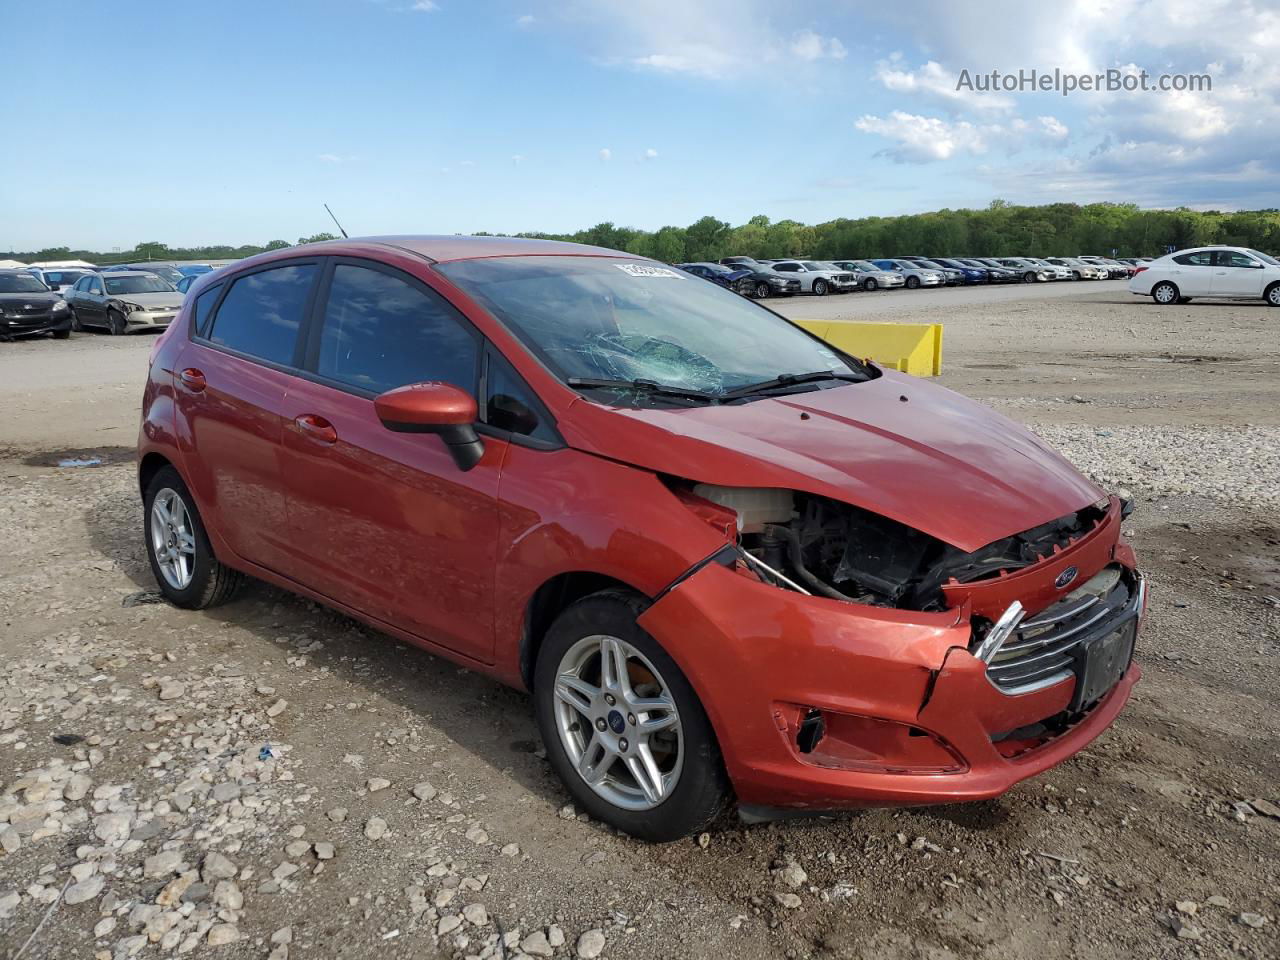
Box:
left=1055, top=566, right=1078, bottom=589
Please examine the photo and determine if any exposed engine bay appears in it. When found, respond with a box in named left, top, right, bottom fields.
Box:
left=686, top=484, right=1108, bottom=612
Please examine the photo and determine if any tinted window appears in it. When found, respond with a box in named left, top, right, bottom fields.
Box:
left=1173, top=252, right=1212, bottom=266
left=314, top=263, right=478, bottom=394
left=209, top=263, right=315, bottom=365
left=193, top=283, right=223, bottom=337
left=485, top=352, right=557, bottom=443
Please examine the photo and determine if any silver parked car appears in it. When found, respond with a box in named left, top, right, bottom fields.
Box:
left=831, top=260, right=906, bottom=291
left=872, top=259, right=945, bottom=289
left=1023, top=257, right=1072, bottom=280
left=768, top=260, right=857, bottom=295
left=64, top=271, right=184, bottom=334
left=996, top=258, right=1053, bottom=282
left=1046, top=257, right=1109, bottom=280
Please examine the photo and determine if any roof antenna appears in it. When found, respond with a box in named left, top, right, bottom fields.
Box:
left=323, top=203, right=349, bottom=239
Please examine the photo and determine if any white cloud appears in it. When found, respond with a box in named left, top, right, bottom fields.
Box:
left=599, top=148, right=611, bottom=161
left=516, top=14, right=534, bottom=26
left=644, top=148, right=658, bottom=160
left=317, top=153, right=343, bottom=164
left=511, top=154, right=525, bottom=165
left=459, top=159, right=476, bottom=167
left=1038, top=116, right=1069, bottom=140
left=552, top=2, right=849, bottom=81
left=410, top=1, right=438, bottom=11
left=855, top=112, right=992, bottom=163
left=875, top=59, right=1014, bottom=112
left=789, top=30, right=846, bottom=62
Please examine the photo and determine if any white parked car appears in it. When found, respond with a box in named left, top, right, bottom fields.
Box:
left=1129, top=246, right=1280, bottom=306
left=767, top=260, right=858, bottom=296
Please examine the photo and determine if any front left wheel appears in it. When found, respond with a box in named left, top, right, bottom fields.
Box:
left=534, top=589, right=729, bottom=842
left=144, top=466, right=242, bottom=609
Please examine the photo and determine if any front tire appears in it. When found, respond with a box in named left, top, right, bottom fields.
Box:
left=1023, top=272, right=1036, bottom=283
left=1266, top=282, right=1280, bottom=307
left=107, top=309, right=127, bottom=335
left=753, top=282, right=770, bottom=300
left=1152, top=281, right=1179, bottom=305
left=862, top=278, right=878, bottom=291
left=812, top=279, right=828, bottom=296
left=69, top=307, right=82, bottom=332
left=53, top=328, right=71, bottom=340
left=144, top=466, right=242, bottom=609
left=534, top=589, right=729, bottom=842
left=906, top=276, right=920, bottom=289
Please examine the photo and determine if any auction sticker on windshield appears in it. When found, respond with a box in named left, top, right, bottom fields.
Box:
left=614, top=263, right=684, bottom=278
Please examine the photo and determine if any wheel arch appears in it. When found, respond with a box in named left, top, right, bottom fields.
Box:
left=138, top=451, right=176, bottom=500
left=520, top=572, right=651, bottom=692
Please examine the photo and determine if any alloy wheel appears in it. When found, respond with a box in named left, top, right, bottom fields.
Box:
left=552, top=634, right=683, bottom=811
left=754, top=282, right=770, bottom=299
left=150, top=488, right=196, bottom=590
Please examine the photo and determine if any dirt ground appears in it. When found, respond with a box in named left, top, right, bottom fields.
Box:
left=1, top=284, right=1277, bottom=960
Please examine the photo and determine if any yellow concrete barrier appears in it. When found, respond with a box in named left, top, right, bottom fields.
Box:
left=793, top=320, right=943, bottom=377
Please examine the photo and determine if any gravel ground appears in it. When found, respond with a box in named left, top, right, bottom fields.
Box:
left=1, top=286, right=1278, bottom=960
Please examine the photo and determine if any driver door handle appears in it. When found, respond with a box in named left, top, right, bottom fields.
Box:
left=294, top=414, right=338, bottom=444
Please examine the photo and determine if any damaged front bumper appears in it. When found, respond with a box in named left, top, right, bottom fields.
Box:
left=637, top=519, right=1143, bottom=812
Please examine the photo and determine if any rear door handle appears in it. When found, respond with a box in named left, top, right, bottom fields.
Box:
left=178, top=368, right=206, bottom=392
left=294, top=414, right=338, bottom=444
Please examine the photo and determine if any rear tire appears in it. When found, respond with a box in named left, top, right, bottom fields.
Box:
left=107, top=309, right=127, bottom=335
left=534, top=589, right=730, bottom=842
left=1152, top=281, right=1179, bottom=305
left=143, top=466, right=242, bottom=609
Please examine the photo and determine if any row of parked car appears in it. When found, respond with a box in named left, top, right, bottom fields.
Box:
left=0, top=261, right=217, bottom=340
left=677, top=255, right=1150, bottom=297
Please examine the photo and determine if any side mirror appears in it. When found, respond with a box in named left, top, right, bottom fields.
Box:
left=374, top=381, right=485, bottom=471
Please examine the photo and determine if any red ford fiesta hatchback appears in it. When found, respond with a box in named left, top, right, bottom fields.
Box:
left=138, top=236, right=1144, bottom=841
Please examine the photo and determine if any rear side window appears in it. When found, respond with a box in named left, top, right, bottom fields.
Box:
left=192, top=282, right=223, bottom=337
left=1172, top=252, right=1211, bottom=266
left=208, top=264, right=315, bottom=366
left=313, top=263, right=478, bottom=395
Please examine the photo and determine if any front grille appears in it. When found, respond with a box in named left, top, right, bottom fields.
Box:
left=985, top=566, right=1135, bottom=693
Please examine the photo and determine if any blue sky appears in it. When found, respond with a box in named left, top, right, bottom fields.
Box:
left=5, top=0, right=1275, bottom=250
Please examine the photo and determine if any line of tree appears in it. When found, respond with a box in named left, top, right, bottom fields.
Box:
left=9, top=202, right=1280, bottom=266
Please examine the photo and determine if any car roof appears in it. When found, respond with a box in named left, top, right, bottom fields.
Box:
left=312, top=234, right=633, bottom=264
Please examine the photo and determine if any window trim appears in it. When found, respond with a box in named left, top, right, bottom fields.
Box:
left=296, top=255, right=486, bottom=402
left=191, top=256, right=324, bottom=373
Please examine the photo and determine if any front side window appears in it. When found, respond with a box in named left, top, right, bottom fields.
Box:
left=1215, top=250, right=1259, bottom=268
left=437, top=256, right=866, bottom=402
left=208, top=263, right=316, bottom=366
left=314, top=263, right=478, bottom=395
left=88, top=278, right=103, bottom=294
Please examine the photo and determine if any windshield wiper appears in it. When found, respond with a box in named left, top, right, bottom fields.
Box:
left=719, top=370, right=862, bottom=400
left=566, top=377, right=720, bottom=404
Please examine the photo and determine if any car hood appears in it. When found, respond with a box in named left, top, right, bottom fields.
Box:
left=560, top=368, right=1102, bottom=553
left=113, top=291, right=181, bottom=308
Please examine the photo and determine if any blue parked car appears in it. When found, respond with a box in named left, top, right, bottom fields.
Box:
left=929, top=257, right=990, bottom=284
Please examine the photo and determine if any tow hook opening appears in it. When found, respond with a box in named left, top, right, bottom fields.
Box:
left=779, top=703, right=968, bottom=775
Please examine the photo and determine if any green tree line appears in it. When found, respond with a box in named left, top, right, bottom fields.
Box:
left=9, top=202, right=1280, bottom=266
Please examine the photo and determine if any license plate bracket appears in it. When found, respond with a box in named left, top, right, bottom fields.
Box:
left=1070, top=618, right=1136, bottom=712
